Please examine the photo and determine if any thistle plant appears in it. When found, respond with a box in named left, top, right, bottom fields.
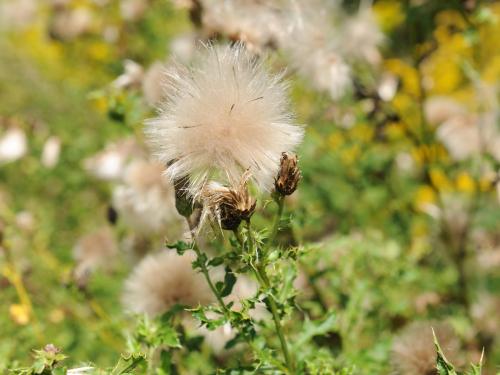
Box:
left=140, top=42, right=308, bottom=372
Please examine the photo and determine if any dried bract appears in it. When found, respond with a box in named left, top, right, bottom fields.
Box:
left=202, top=172, right=256, bottom=230
left=275, top=152, right=301, bottom=196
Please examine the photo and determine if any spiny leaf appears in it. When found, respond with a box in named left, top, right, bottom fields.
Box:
left=433, top=328, right=457, bottom=375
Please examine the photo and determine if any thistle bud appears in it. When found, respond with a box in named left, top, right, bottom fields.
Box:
left=174, top=175, right=195, bottom=218
left=202, top=172, right=256, bottom=231
left=275, top=152, right=301, bottom=196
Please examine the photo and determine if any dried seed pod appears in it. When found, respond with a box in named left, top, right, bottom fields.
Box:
left=202, top=171, right=256, bottom=230
left=275, top=152, right=301, bottom=196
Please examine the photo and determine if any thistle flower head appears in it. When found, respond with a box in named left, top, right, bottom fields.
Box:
left=145, top=43, right=304, bottom=197
left=201, top=170, right=256, bottom=230
left=122, top=250, right=214, bottom=316
left=275, top=152, right=301, bottom=196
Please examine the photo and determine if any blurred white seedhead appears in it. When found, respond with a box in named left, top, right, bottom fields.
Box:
left=145, top=43, right=303, bottom=198
left=122, top=250, right=214, bottom=316
left=339, top=5, right=384, bottom=65
left=15, top=211, right=35, bottom=232
left=471, top=294, right=500, bottom=335
left=73, top=227, right=118, bottom=286
left=49, top=7, right=93, bottom=41
left=120, top=0, right=147, bottom=22
left=83, top=138, right=144, bottom=181
left=425, top=93, right=500, bottom=162
left=41, top=136, right=61, bottom=168
left=142, top=61, right=166, bottom=107
left=112, top=159, right=183, bottom=236
left=0, top=0, right=36, bottom=30
left=391, top=321, right=461, bottom=375
left=0, top=128, right=27, bottom=164
left=201, top=0, right=288, bottom=53
left=113, top=60, right=144, bottom=89
left=437, top=112, right=500, bottom=162
left=377, top=73, right=398, bottom=102
left=284, top=0, right=352, bottom=100
left=170, top=33, right=199, bottom=64
left=424, top=96, right=467, bottom=126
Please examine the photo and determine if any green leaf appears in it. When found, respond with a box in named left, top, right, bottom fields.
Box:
left=166, top=241, right=192, bottom=255
left=110, top=352, right=146, bottom=375
left=293, top=311, right=337, bottom=351
left=157, top=325, right=182, bottom=349
left=434, top=329, right=457, bottom=375
left=32, top=359, right=45, bottom=374
left=466, top=349, right=483, bottom=375
left=208, top=256, right=225, bottom=267
left=219, top=267, right=237, bottom=298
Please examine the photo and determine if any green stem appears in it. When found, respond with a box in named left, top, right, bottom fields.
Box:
left=246, top=220, right=294, bottom=373
left=256, top=265, right=294, bottom=373
left=185, top=218, right=230, bottom=315
left=268, top=195, right=285, bottom=248
left=233, top=228, right=245, bottom=251
left=191, top=243, right=230, bottom=315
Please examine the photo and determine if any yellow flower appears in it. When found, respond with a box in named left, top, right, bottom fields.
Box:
left=414, top=185, right=437, bottom=211
left=455, top=171, right=476, bottom=193
left=430, top=168, right=452, bottom=192
left=373, top=1, right=405, bottom=32
left=479, top=175, right=494, bottom=192
left=87, top=41, right=111, bottom=62
left=482, top=55, right=500, bottom=84
left=385, top=121, right=406, bottom=141
left=328, top=132, right=345, bottom=149
left=9, top=304, right=30, bottom=325
left=340, top=144, right=361, bottom=166
left=350, top=123, right=374, bottom=143
left=385, top=59, right=420, bottom=97
left=49, top=308, right=65, bottom=324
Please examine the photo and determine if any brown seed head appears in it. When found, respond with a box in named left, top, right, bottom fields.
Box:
left=203, top=171, right=256, bottom=230
left=275, top=152, right=301, bottom=196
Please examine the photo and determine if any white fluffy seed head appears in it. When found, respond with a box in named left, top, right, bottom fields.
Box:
left=112, top=159, right=183, bottom=236
left=122, top=250, right=214, bottom=316
left=145, top=43, right=304, bottom=197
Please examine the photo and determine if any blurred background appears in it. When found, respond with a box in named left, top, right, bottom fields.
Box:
left=0, top=0, right=499, bottom=373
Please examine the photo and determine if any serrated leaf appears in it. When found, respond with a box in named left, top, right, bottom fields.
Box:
left=293, top=312, right=337, bottom=352
left=166, top=241, right=192, bottom=255
left=158, top=325, right=181, bottom=349
left=220, top=267, right=237, bottom=298
left=433, top=329, right=457, bottom=375
left=208, top=257, right=225, bottom=267
left=32, top=359, right=45, bottom=374
left=110, top=352, right=146, bottom=375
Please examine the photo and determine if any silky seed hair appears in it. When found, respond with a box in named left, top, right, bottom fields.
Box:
left=145, top=43, right=304, bottom=198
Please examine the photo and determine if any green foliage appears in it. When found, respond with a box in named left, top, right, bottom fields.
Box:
left=434, top=330, right=484, bottom=375
left=1, top=0, right=500, bottom=374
